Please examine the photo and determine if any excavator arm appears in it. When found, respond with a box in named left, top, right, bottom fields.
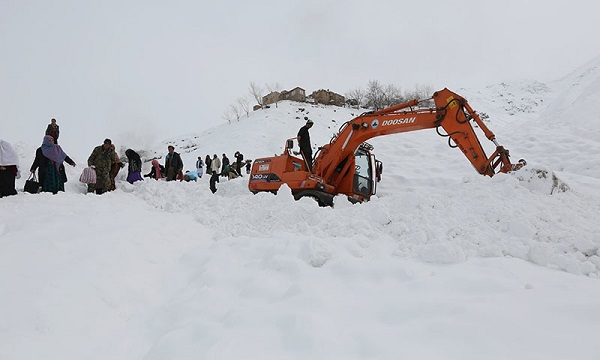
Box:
left=313, top=88, right=518, bottom=186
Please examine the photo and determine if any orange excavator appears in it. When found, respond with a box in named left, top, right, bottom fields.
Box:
left=248, top=88, right=525, bottom=206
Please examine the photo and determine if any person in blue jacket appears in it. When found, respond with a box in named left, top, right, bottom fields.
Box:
left=183, top=170, right=198, bottom=182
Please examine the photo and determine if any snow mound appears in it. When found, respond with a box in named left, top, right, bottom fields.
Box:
left=512, top=165, right=570, bottom=195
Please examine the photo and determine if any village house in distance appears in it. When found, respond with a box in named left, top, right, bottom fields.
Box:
left=261, top=87, right=346, bottom=108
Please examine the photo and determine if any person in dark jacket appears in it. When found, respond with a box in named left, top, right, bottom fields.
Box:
left=234, top=151, right=244, bottom=177
left=125, top=149, right=143, bottom=183
left=205, top=154, right=212, bottom=176
left=45, top=118, right=60, bottom=144
left=165, top=145, right=183, bottom=181
left=87, top=138, right=116, bottom=194
left=297, top=118, right=314, bottom=172
left=221, top=153, right=230, bottom=176
left=210, top=169, right=219, bottom=193
left=30, top=135, right=76, bottom=194
left=0, top=139, right=20, bottom=197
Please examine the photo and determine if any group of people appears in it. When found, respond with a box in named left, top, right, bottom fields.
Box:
left=139, top=146, right=250, bottom=194
left=142, top=145, right=186, bottom=182
left=201, top=151, right=247, bottom=193
left=2, top=116, right=306, bottom=197
left=0, top=119, right=146, bottom=196
left=1, top=119, right=75, bottom=196
left=84, top=138, right=144, bottom=195
left=204, top=152, right=245, bottom=178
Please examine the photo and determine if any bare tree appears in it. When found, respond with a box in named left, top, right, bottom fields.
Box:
left=265, top=82, right=282, bottom=93
left=264, top=82, right=283, bottom=107
left=365, top=80, right=385, bottom=110
left=404, top=84, right=432, bottom=101
left=415, top=84, right=433, bottom=99
left=222, top=107, right=234, bottom=124
left=404, top=84, right=434, bottom=107
left=351, top=81, right=436, bottom=110
left=345, top=88, right=365, bottom=109
left=237, top=97, right=250, bottom=117
left=382, top=83, right=403, bottom=107
left=248, top=82, right=264, bottom=107
left=229, top=103, right=242, bottom=122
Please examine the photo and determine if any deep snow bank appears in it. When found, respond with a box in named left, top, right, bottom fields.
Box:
left=126, top=172, right=600, bottom=277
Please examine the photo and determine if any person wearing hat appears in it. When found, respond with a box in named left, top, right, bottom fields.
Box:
left=45, top=118, right=60, bottom=144
left=87, top=138, right=116, bottom=194
left=297, top=118, right=314, bottom=172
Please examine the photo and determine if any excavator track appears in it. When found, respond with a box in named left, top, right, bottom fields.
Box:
left=292, top=190, right=334, bottom=207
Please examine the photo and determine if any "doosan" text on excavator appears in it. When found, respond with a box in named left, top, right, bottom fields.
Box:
left=381, top=117, right=416, bottom=126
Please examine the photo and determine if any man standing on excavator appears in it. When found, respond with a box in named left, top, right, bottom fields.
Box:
left=297, top=118, right=314, bottom=172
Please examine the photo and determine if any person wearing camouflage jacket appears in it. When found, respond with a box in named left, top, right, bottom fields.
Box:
left=87, top=138, right=116, bottom=194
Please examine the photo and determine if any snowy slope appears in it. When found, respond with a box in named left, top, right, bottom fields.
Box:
left=2, top=58, right=600, bottom=359
left=514, top=55, right=600, bottom=192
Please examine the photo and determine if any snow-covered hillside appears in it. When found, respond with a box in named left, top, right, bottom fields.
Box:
left=2, top=56, right=600, bottom=359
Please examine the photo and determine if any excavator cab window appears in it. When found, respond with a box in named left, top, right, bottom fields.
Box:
left=353, top=150, right=373, bottom=196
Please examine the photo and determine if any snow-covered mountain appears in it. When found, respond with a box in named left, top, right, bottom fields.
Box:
left=2, top=57, right=600, bottom=359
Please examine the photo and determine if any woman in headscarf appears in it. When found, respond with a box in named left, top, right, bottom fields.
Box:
left=125, top=149, right=143, bottom=183
left=0, top=139, right=20, bottom=197
left=144, top=159, right=165, bottom=180
left=30, top=135, right=76, bottom=194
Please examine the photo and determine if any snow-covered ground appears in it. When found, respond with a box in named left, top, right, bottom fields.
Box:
left=2, top=56, right=600, bottom=359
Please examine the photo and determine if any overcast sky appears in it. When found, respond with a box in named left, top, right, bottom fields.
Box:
left=1, top=0, right=598, bottom=154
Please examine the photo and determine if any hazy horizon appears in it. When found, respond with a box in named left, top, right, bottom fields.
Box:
left=2, top=0, right=599, bottom=153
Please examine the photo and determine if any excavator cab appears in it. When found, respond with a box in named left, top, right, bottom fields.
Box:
left=353, top=148, right=375, bottom=197
left=345, top=142, right=382, bottom=202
